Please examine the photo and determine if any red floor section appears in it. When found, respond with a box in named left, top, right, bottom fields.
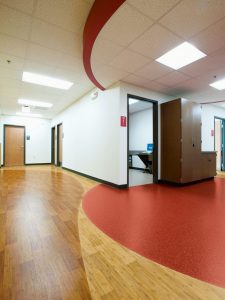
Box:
left=83, top=178, right=225, bottom=288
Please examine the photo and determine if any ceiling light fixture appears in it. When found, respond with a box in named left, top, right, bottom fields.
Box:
left=16, top=112, right=42, bottom=118
left=155, top=42, right=206, bottom=70
left=18, top=98, right=53, bottom=108
left=129, top=99, right=138, bottom=105
left=22, top=72, right=73, bottom=90
left=209, top=78, right=225, bottom=90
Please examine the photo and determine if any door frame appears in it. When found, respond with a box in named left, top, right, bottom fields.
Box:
left=3, top=124, right=26, bottom=166
left=214, top=116, right=225, bottom=171
left=57, top=123, right=63, bottom=166
left=51, top=126, right=55, bottom=164
left=127, top=94, right=158, bottom=186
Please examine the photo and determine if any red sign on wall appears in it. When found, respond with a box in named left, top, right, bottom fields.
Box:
left=120, top=116, right=126, bottom=127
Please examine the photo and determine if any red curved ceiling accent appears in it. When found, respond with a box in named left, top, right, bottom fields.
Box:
left=83, top=0, right=126, bottom=90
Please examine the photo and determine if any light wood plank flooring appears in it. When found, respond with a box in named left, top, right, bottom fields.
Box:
left=2, top=166, right=225, bottom=299
left=0, top=166, right=97, bottom=299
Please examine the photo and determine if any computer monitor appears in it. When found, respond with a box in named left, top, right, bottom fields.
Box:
left=147, top=143, right=153, bottom=152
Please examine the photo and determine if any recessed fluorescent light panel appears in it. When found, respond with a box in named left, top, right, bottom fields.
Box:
left=18, top=98, right=53, bottom=108
left=129, top=99, right=139, bottom=105
left=22, top=72, right=73, bottom=90
left=155, top=42, right=206, bottom=70
left=16, top=112, right=42, bottom=118
left=209, top=78, right=225, bottom=90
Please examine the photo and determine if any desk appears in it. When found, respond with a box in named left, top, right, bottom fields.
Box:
left=129, top=151, right=153, bottom=173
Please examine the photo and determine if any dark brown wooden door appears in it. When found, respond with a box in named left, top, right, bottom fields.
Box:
left=57, top=124, right=63, bottom=166
left=5, top=125, right=25, bottom=166
left=51, top=127, right=55, bottom=164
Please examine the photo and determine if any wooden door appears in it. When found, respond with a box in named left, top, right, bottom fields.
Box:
left=4, top=125, right=25, bottom=166
left=191, top=102, right=202, bottom=180
left=181, top=100, right=202, bottom=182
left=51, top=127, right=55, bottom=164
left=57, top=124, right=63, bottom=166
left=215, top=119, right=222, bottom=171
left=161, top=99, right=182, bottom=183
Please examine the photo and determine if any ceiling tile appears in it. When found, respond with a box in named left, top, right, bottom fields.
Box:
left=109, top=49, right=151, bottom=73
left=172, top=77, right=207, bottom=94
left=27, top=43, right=62, bottom=67
left=20, top=82, right=65, bottom=98
left=123, top=74, right=150, bottom=87
left=23, top=60, right=56, bottom=75
left=136, top=60, right=172, bottom=80
left=55, top=54, right=83, bottom=71
left=100, top=3, right=153, bottom=47
left=127, top=0, right=180, bottom=20
left=0, top=78, right=21, bottom=89
left=53, top=66, right=88, bottom=84
left=34, top=0, right=91, bottom=33
left=181, top=86, right=225, bottom=103
left=190, top=18, right=225, bottom=55
left=208, top=48, right=225, bottom=69
left=196, top=65, right=225, bottom=84
left=0, top=52, right=24, bottom=70
left=180, top=56, right=221, bottom=77
left=1, top=0, right=35, bottom=14
left=92, top=37, right=124, bottom=64
left=0, top=67, right=22, bottom=80
left=0, top=86, right=20, bottom=97
left=0, top=4, right=32, bottom=40
left=160, top=0, right=225, bottom=39
left=129, top=24, right=183, bottom=59
left=141, top=80, right=171, bottom=94
left=156, top=71, right=191, bottom=86
left=31, top=19, right=82, bottom=55
left=92, top=61, right=129, bottom=88
left=0, top=33, right=27, bottom=57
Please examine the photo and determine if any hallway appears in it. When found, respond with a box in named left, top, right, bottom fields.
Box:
left=0, top=166, right=96, bottom=299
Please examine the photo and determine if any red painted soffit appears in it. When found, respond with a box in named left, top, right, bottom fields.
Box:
left=83, top=0, right=126, bottom=90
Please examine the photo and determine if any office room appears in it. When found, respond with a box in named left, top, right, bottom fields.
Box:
left=128, top=96, right=154, bottom=186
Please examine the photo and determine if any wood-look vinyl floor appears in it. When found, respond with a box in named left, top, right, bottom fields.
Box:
left=0, top=166, right=97, bottom=300
left=217, top=171, right=225, bottom=178
left=2, top=166, right=225, bottom=300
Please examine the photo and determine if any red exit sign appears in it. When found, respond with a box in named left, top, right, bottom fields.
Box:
left=120, top=116, right=126, bottom=127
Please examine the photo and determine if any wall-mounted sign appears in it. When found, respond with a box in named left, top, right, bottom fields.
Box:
left=120, top=116, right=126, bottom=127
left=211, top=129, right=214, bottom=137
left=26, top=135, right=30, bottom=140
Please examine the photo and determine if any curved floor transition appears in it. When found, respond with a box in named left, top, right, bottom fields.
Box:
left=83, top=178, right=225, bottom=289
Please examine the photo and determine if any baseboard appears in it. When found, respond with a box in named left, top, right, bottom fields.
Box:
left=25, top=163, right=52, bottom=166
left=129, top=167, right=145, bottom=171
left=62, top=166, right=128, bottom=189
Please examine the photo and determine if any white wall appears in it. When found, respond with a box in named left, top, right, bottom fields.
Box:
left=201, top=104, right=225, bottom=151
left=129, top=108, right=153, bottom=168
left=0, top=115, right=51, bottom=164
left=52, top=83, right=121, bottom=185
left=51, top=81, right=172, bottom=185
